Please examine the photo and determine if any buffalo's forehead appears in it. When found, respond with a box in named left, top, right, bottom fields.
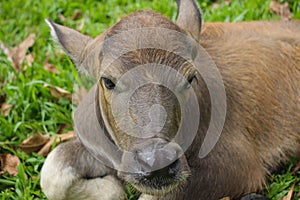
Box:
left=99, top=11, right=196, bottom=81
left=101, top=49, right=195, bottom=85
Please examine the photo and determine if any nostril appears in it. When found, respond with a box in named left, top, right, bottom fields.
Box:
left=132, top=159, right=183, bottom=190
left=168, top=159, right=180, bottom=175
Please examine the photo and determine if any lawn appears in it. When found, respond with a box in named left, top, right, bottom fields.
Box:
left=0, top=0, right=299, bottom=199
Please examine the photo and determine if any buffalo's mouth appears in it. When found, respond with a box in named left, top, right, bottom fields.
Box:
left=118, top=158, right=190, bottom=195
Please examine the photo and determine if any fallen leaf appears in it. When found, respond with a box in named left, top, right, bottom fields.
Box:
left=0, top=154, right=20, bottom=176
left=71, top=10, right=82, bottom=20
left=44, top=63, right=60, bottom=74
left=43, top=56, right=60, bottom=74
left=58, top=13, right=67, bottom=22
left=213, top=0, right=230, bottom=8
left=220, top=197, right=230, bottom=200
left=280, top=184, right=295, bottom=200
left=213, top=3, right=219, bottom=8
left=0, top=34, right=36, bottom=72
left=270, top=0, right=282, bottom=14
left=269, top=0, right=292, bottom=21
left=1, top=103, right=12, bottom=116
left=72, top=86, right=87, bottom=105
left=44, top=83, right=72, bottom=101
left=19, top=133, right=49, bottom=155
left=38, top=131, right=75, bottom=156
left=280, top=2, right=293, bottom=21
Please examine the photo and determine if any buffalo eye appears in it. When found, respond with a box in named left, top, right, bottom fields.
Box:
left=188, top=75, right=195, bottom=84
left=187, top=74, right=196, bottom=88
left=101, top=77, right=115, bottom=90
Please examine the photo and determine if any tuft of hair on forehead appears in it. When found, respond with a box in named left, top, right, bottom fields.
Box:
left=107, top=10, right=184, bottom=37
left=102, top=48, right=195, bottom=82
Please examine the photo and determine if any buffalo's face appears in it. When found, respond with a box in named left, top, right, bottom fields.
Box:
left=98, top=48, right=197, bottom=195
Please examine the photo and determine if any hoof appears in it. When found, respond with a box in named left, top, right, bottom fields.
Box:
left=240, top=193, right=269, bottom=200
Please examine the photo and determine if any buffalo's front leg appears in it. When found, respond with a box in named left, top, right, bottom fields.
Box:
left=41, top=139, right=125, bottom=200
left=240, top=193, right=269, bottom=200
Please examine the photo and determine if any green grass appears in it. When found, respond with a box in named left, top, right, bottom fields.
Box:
left=266, top=158, right=300, bottom=200
left=0, top=0, right=299, bottom=199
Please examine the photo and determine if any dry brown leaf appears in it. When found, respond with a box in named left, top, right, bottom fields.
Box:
left=43, top=56, right=60, bottom=74
left=71, top=10, right=82, bottom=20
left=19, top=133, right=49, bottom=155
left=213, top=3, right=220, bottom=8
left=270, top=0, right=282, bottom=14
left=269, top=0, right=292, bottom=21
left=213, top=0, right=230, bottom=8
left=1, top=103, right=12, bottom=116
left=220, top=197, right=230, bottom=200
left=0, top=154, right=20, bottom=176
left=72, top=86, right=87, bottom=105
left=58, top=13, right=67, bottom=22
left=0, top=34, right=36, bottom=72
left=280, top=184, right=295, bottom=200
left=38, top=131, right=75, bottom=156
left=44, top=63, right=60, bottom=74
left=280, top=2, right=293, bottom=21
left=44, top=83, right=72, bottom=100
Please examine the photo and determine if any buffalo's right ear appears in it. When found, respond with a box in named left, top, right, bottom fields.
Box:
left=45, top=18, right=92, bottom=73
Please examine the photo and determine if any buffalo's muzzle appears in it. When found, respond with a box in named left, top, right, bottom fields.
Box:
left=118, top=139, right=189, bottom=194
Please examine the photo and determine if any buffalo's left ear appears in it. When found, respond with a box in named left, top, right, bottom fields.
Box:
left=45, top=18, right=92, bottom=72
left=176, top=0, right=202, bottom=42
